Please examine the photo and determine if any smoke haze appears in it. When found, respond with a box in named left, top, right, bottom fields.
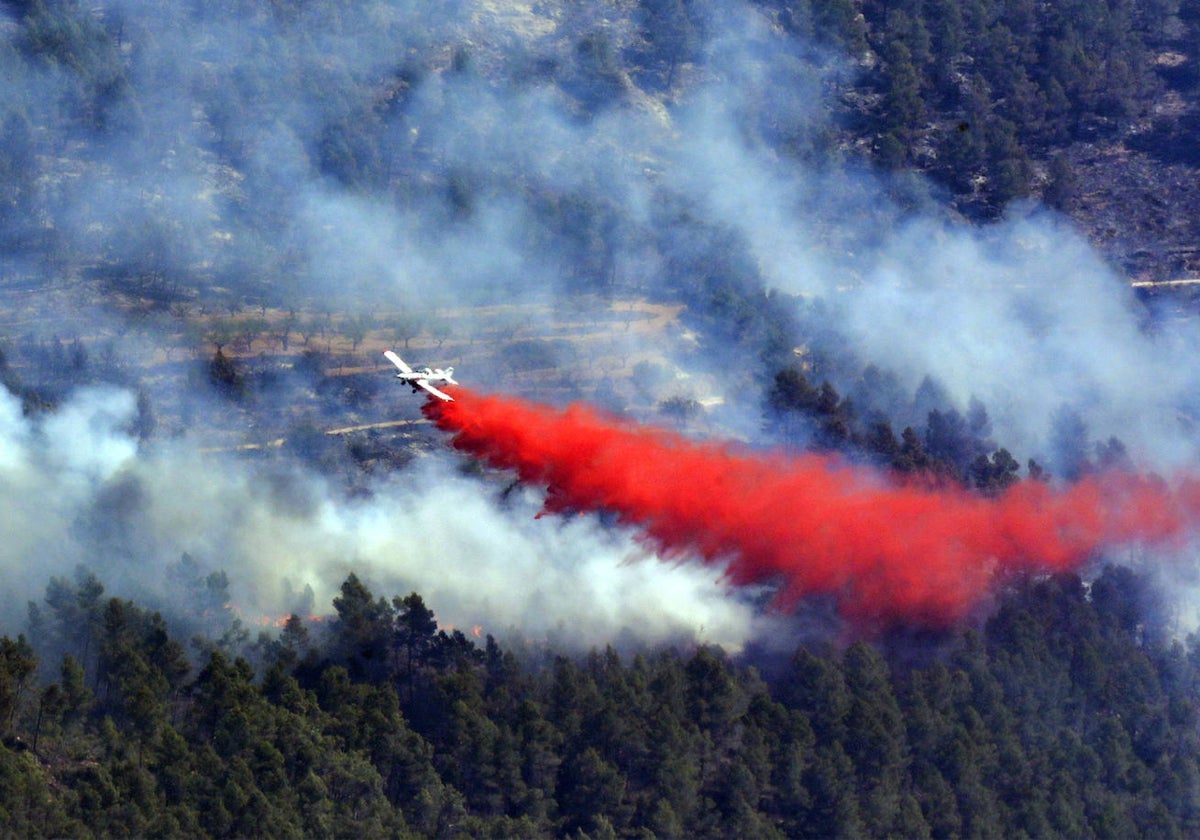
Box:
left=3, top=0, right=1200, bottom=645
left=0, top=384, right=759, bottom=648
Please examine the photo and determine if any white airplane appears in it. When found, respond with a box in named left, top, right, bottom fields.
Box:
left=383, top=350, right=457, bottom=402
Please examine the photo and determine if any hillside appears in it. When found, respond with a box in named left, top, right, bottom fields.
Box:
left=804, top=0, right=1200, bottom=283
left=3, top=565, right=1199, bottom=838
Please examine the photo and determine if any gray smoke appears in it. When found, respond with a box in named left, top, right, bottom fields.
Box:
left=4, top=0, right=1200, bottom=647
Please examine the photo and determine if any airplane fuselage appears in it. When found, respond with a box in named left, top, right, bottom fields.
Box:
left=395, top=368, right=453, bottom=383
left=383, top=350, right=457, bottom=401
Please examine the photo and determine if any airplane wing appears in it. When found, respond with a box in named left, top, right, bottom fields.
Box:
left=383, top=350, right=413, bottom=374
left=417, top=380, right=454, bottom=402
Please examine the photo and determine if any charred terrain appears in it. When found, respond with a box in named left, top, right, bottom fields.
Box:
left=4, top=0, right=1200, bottom=836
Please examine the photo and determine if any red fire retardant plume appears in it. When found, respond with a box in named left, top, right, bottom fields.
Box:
left=424, top=389, right=1200, bottom=627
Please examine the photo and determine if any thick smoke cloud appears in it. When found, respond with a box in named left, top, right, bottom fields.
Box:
left=779, top=210, right=1200, bottom=469
left=0, top=385, right=757, bottom=648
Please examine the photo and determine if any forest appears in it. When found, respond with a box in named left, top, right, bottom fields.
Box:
left=3, top=564, right=1200, bottom=839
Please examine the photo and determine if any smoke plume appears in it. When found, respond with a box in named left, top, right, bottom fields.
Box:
left=427, top=388, right=1200, bottom=627
left=4, top=0, right=1200, bottom=645
left=0, top=385, right=759, bottom=650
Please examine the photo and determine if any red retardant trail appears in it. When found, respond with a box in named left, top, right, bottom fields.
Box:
left=424, top=389, right=1200, bottom=627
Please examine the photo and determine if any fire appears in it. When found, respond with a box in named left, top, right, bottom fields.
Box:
left=443, top=623, right=486, bottom=639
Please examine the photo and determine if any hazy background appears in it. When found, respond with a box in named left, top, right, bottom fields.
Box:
left=3, top=0, right=1199, bottom=647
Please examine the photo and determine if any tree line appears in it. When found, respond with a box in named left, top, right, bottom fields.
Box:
left=2, top=562, right=1199, bottom=837
left=764, top=363, right=1131, bottom=491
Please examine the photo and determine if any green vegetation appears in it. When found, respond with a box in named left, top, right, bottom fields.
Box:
left=763, top=351, right=1133, bottom=486
left=3, top=565, right=1199, bottom=838
left=768, top=0, right=1182, bottom=212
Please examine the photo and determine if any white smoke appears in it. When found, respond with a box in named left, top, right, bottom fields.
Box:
left=0, top=387, right=137, bottom=614
left=832, top=211, right=1200, bottom=467
left=1, top=386, right=757, bottom=649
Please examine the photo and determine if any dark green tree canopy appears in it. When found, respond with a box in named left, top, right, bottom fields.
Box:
left=4, top=565, right=1200, bottom=837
